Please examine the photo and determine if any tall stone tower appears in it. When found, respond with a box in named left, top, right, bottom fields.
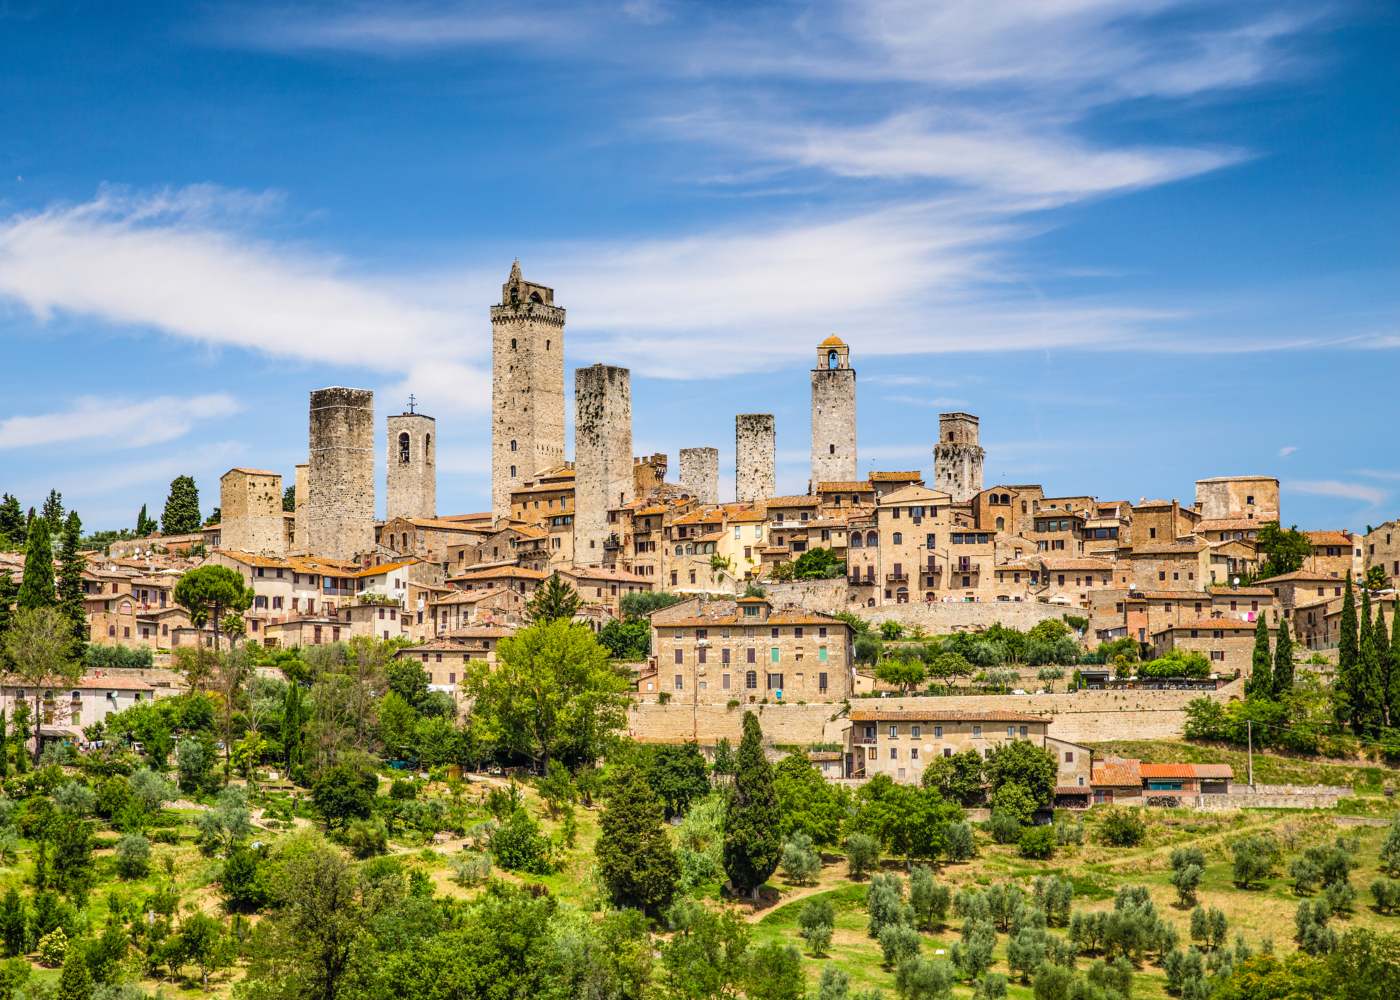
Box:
left=292, top=463, right=309, bottom=553
left=680, top=447, right=719, bottom=504
left=491, top=260, right=566, bottom=520
left=573, top=364, right=633, bottom=564
left=810, top=335, right=857, bottom=488
left=387, top=405, right=436, bottom=521
left=933, top=412, right=985, bottom=503
left=306, top=387, right=376, bottom=561
left=219, top=468, right=285, bottom=555
left=736, top=414, right=776, bottom=503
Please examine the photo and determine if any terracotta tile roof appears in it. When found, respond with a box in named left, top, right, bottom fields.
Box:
left=1306, top=530, right=1356, bottom=547
left=561, top=565, right=652, bottom=584
left=1092, top=759, right=1142, bottom=786
left=397, top=641, right=474, bottom=654
left=1136, top=590, right=1209, bottom=600
left=1254, top=570, right=1345, bottom=584
left=879, top=484, right=945, bottom=505
left=350, top=559, right=418, bottom=579
left=817, top=481, right=875, bottom=492
left=431, top=586, right=514, bottom=606
left=222, top=467, right=279, bottom=477
left=450, top=565, right=549, bottom=581
left=818, top=334, right=846, bottom=348
left=1211, top=587, right=1274, bottom=598
left=1156, top=618, right=1259, bottom=632
left=1040, top=557, right=1113, bottom=571
left=766, top=495, right=821, bottom=508
left=1139, top=762, right=1233, bottom=780
left=449, top=625, right=516, bottom=638
left=399, top=517, right=493, bottom=530
left=869, top=471, right=923, bottom=482
left=848, top=708, right=1049, bottom=724
left=215, top=549, right=291, bottom=569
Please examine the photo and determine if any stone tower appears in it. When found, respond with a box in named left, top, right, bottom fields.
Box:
left=292, top=463, right=309, bottom=553
left=679, top=447, right=719, bottom=504
left=573, top=364, right=633, bottom=564
left=219, top=468, right=285, bottom=555
left=736, top=414, right=776, bottom=503
left=810, top=335, right=856, bottom=488
left=933, top=412, right=985, bottom=503
left=306, top=387, right=376, bottom=561
left=491, top=260, right=566, bottom=520
left=387, top=407, right=436, bottom=521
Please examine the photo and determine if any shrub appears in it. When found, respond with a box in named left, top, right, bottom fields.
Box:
left=1019, top=825, right=1055, bottom=860
left=878, top=922, right=921, bottom=968
left=1100, top=808, right=1146, bottom=847
left=345, top=818, right=388, bottom=859
left=909, top=866, right=950, bottom=931
left=845, top=832, right=880, bottom=879
left=1054, top=819, right=1083, bottom=846
left=780, top=832, right=822, bottom=885
left=895, top=957, right=955, bottom=1000
left=867, top=873, right=911, bottom=939
left=489, top=808, right=553, bottom=874
left=113, top=833, right=150, bottom=879
left=36, top=927, right=67, bottom=967
left=1232, top=833, right=1280, bottom=889
left=944, top=820, right=976, bottom=862
left=449, top=852, right=492, bottom=888
left=798, top=897, right=835, bottom=956
left=987, top=811, right=1022, bottom=845
left=1370, top=876, right=1400, bottom=913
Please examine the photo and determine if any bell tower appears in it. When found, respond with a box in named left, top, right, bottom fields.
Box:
left=810, top=335, right=857, bottom=489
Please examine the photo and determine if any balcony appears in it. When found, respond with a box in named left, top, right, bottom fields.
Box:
left=955, top=561, right=981, bottom=575
left=603, top=533, right=622, bottom=552
left=886, top=571, right=909, bottom=583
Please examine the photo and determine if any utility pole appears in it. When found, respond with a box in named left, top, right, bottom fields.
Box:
left=1247, top=719, right=1254, bottom=788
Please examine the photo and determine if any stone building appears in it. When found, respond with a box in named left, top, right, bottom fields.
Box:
left=1366, top=520, right=1400, bottom=588
left=387, top=409, right=436, bottom=521
left=292, top=463, right=309, bottom=554
left=848, top=707, right=1059, bottom=785
left=633, top=453, right=667, bottom=496
left=679, top=447, right=719, bottom=504
left=306, top=387, right=376, bottom=561
left=491, top=261, right=566, bottom=520
left=933, top=412, right=984, bottom=503
left=1194, top=476, right=1279, bottom=522
left=573, top=364, right=634, bottom=565
left=219, top=468, right=285, bottom=556
left=1151, top=619, right=1269, bottom=677
left=735, top=413, right=776, bottom=503
left=810, top=335, right=857, bottom=489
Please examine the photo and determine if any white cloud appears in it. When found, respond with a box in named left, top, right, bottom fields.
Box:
left=1279, top=445, right=1298, bottom=457
left=0, top=394, right=242, bottom=450
left=1284, top=479, right=1386, bottom=506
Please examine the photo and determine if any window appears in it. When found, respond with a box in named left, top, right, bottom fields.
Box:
left=1064, top=751, right=1074, bottom=762
left=674, top=675, right=683, bottom=691
left=911, top=725, right=921, bottom=738
left=770, top=647, right=780, bottom=663
left=888, top=725, right=898, bottom=738
left=747, top=648, right=756, bottom=664
left=674, top=649, right=683, bottom=664
left=934, top=725, right=943, bottom=738
left=910, top=748, right=919, bottom=760
left=973, top=725, right=982, bottom=737
left=818, top=672, right=828, bottom=693
left=722, top=673, right=730, bottom=689
left=889, top=748, right=898, bottom=760
left=398, top=432, right=411, bottom=463
left=745, top=670, right=757, bottom=689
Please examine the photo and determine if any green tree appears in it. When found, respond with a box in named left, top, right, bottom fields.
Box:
left=0, top=888, right=27, bottom=956
left=282, top=682, right=305, bottom=775
left=724, top=711, right=782, bottom=899
left=0, top=495, right=25, bottom=549
left=524, top=572, right=581, bottom=624
left=310, top=757, right=378, bottom=830
left=799, top=897, right=835, bottom=956
left=462, top=619, right=629, bottom=771
left=40, top=491, right=63, bottom=534
left=1358, top=589, right=1385, bottom=734
left=3, top=607, right=81, bottom=763
left=1246, top=615, right=1273, bottom=699
left=56, top=512, right=87, bottom=651
left=1256, top=522, right=1313, bottom=579
left=773, top=751, right=845, bottom=846
left=984, top=740, right=1057, bottom=814
left=161, top=476, right=201, bottom=535
left=55, top=949, right=92, bottom=1000
left=135, top=503, right=158, bottom=537
left=16, top=515, right=54, bottom=610
left=596, top=763, right=680, bottom=916
left=791, top=547, right=844, bottom=580
left=921, top=748, right=985, bottom=805
left=1232, top=833, right=1280, bottom=889
left=643, top=743, right=711, bottom=820
left=1273, top=613, right=1296, bottom=697
left=599, top=617, right=652, bottom=660
left=1376, top=605, right=1393, bottom=726
left=0, top=573, right=17, bottom=652
left=1337, top=576, right=1361, bottom=730
left=1390, top=600, right=1400, bottom=728
left=876, top=657, right=927, bottom=695
left=282, top=485, right=296, bottom=512
left=173, top=564, right=253, bottom=656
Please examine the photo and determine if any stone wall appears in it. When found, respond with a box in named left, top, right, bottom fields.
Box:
left=1195, top=476, right=1280, bottom=521
left=573, top=364, right=633, bottom=565
left=933, top=412, right=984, bottom=503
left=679, top=447, right=719, bottom=504
left=293, top=463, right=308, bottom=554
left=219, top=468, right=285, bottom=555
left=306, top=387, right=375, bottom=561
left=386, top=412, right=436, bottom=521
left=810, top=366, right=856, bottom=487
left=764, top=580, right=1068, bottom=632
left=490, top=263, right=566, bottom=519
left=1190, top=785, right=1353, bottom=810
left=629, top=700, right=852, bottom=745
left=735, top=413, right=775, bottom=503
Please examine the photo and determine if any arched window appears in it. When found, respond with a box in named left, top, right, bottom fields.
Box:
left=510, top=338, right=517, bottom=349
left=865, top=530, right=878, bottom=547
left=510, top=439, right=518, bottom=452
left=745, top=670, right=757, bottom=689
left=530, top=291, right=543, bottom=304
left=546, top=339, right=551, bottom=350
left=828, top=350, right=839, bottom=368
left=424, top=433, right=432, bottom=459
left=995, top=516, right=1005, bottom=530
left=893, top=532, right=902, bottom=544
left=398, top=432, right=411, bottom=464
left=850, top=533, right=863, bottom=548
left=510, top=465, right=517, bottom=477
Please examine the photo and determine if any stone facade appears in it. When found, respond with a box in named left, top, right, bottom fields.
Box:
left=735, top=413, right=775, bottom=503
left=810, top=336, right=857, bottom=488
left=679, top=447, right=719, bottom=504
left=849, top=708, right=1056, bottom=785
left=219, top=468, right=285, bottom=555
left=306, top=387, right=375, bottom=561
left=491, top=261, right=566, bottom=519
left=1194, top=475, right=1280, bottom=522
left=573, top=364, right=633, bottom=564
left=292, top=463, right=309, bottom=554
left=933, top=412, right=984, bottom=503
left=386, top=411, right=436, bottom=521
left=1367, top=520, right=1400, bottom=588
left=633, top=453, right=667, bottom=495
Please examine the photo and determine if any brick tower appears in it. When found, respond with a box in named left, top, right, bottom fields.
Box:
left=810, top=335, right=856, bottom=489
left=933, top=412, right=984, bottom=503
left=573, top=364, right=633, bottom=564
left=491, top=260, right=566, bottom=520
left=306, top=387, right=376, bottom=561
left=387, top=402, right=436, bottom=521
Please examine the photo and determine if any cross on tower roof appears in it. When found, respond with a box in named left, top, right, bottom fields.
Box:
left=407, top=394, right=417, bottom=414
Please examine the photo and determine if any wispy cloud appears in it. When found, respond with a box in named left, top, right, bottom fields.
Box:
left=1356, top=469, right=1400, bottom=481
left=884, top=394, right=970, bottom=410
left=0, top=394, right=241, bottom=450
left=1279, top=445, right=1298, bottom=457
left=1284, top=479, right=1386, bottom=506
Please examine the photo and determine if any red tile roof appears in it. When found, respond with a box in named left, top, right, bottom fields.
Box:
left=1139, top=762, right=1233, bottom=779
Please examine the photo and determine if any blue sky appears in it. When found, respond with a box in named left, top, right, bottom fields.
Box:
left=1, top=1, right=1397, bottom=533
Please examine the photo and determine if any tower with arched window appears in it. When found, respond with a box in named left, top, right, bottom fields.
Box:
left=387, top=408, right=436, bottom=521
left=810, top=335, right=856, bottom=489
left=491, top=259, right=566, bottom=520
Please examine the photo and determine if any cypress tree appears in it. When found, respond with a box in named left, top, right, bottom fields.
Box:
left=16, top=516, right=54, bottom=610
left=160, top=476, right=201, bottom=535
left=723, top=711, right=782, bottom=899
left=595, top=762, right=680, bottom=915
left=0, top=495, right=24, bottom=548
left=55, top=947, right=92, bottom=1000
left=0, top=572, right=16, bottom=646
left=0, top=712, right=9, bottom=779
left=282, top=683, right=303, bottom=774
left=1247, top=616, right=1272, bottom=699
left=1337, top=577, right=1359, bottom=729
left=1389, top=600, right=1400, bottom=729
left=1272, top=614, right=1295, bottom=699
left=40, top=490, right=64, bottom=534
left=1358, top=588, right=1383, bottom=736
left=1376, top=604, right=1392, bottom=727
left=56, top=512, right=88, bottom=653
left=524, top=572, right=581, bottom=624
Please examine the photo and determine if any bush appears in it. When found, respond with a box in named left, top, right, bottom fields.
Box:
left=944, top=821, right=977, bottom=862
left=798, top=897, right=835, bottom=956
left=987, top=811, right=1023, bottom=845
left=1019, top=825, right=1055, bottom=860
left=895, top=957, right=955, bottom=1000
left=780, top=832, right=822, bottom=885
left=449, top=852, right=492, bottom=888
left=113, top=833, right=150, bottom=879
left=1232, top=833, right=1280, bottom=889
left=1054, top=819, right=1084, bottom=846
left=845, top=832, right=880, bottom=879
left=345, top=818, right=388, bottom=859
left=1100, top=808, right=1146, bottom=847
left=909, top=866, right=950, bottom=931
left=84, top=644, right=153, bottom=669
left=36, top=927, right=67, bottom=967
left=1370, top=876, right=1400, bottom=913
left=489, top=808, right=553, bottom=874
left=878, top=922, right=921, bottom=968
left=867, top=873, right=911, bottom=939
